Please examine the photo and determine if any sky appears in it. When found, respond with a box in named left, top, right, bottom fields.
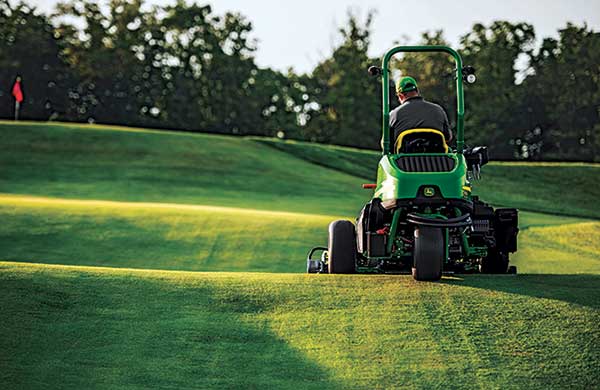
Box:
left=26, top=0, right=600, bottom=73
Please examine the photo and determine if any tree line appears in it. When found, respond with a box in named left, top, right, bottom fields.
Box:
left=0, top=0, right=598, bottom=161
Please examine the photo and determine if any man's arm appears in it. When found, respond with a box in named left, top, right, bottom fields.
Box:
left=388, top=109, right=398, bottom=150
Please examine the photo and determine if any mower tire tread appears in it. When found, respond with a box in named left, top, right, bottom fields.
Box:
left=412, top=226, right=444, bottom=281
left=328, top=220, right=357, bottom=274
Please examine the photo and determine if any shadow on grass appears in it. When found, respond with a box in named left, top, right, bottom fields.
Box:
left=441, top=274, right=600, bottom=310
left=0, top=269, right=339, bottom=389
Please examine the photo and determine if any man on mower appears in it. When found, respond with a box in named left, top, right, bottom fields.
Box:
left=389, top=76, right=452, bottom=149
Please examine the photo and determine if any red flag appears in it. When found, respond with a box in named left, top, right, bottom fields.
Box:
left=12, top=79, right=23, bottom=103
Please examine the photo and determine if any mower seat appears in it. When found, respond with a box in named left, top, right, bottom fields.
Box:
left=395, top=128, right=448, bottom=154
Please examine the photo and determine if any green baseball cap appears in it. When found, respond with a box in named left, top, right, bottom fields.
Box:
left=396, top=76, right=418, bottom=93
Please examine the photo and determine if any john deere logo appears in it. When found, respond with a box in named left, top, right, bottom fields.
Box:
left=424, top=187, right=435, bottom=197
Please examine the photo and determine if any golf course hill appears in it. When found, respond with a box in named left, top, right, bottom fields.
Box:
left=1, top=121, right=598, bottom=389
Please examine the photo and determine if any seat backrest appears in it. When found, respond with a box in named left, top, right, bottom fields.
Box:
left=395, top=128, right=448, bottom=154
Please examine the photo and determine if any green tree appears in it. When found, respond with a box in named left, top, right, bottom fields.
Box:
left=159, top=2, right=257, bottom=133
left=459, top=21, right=535, bottom=157
left=304, top=11, right=380, bottom=149
left=523, top=23, right=600, bottom=161
left=249, top=68, right=314, bottom=139
left=54, top=0, right=150, bottom=124
left=55, top=0, right=272, bottom=135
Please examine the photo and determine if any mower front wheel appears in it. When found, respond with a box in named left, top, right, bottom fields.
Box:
left=412, top=226, right=444, bottom=281
left=328, top=220, right=357, bottom=274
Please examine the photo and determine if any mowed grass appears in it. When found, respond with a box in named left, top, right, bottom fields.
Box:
left=4, top=121, right=599, bottom=218
left=1, top=122, right=598, bottom=275
left=513, top=222, right=600, bottom=274
left=1, top=121, right=599, bottom=389
left=0, top=194, right=334, bottom=272
left=255, top=137, right=380, bottom=181
left=0, top=121, right=368, bottom=216
left=476, top=162, right=600, bottom=219
left=1, top=121, right=598, bottom=275
left=1, top=262, right=598, bottom=389
left=0, top=193, right=596, bottom=274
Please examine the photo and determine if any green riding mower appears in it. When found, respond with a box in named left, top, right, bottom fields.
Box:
left=307, top=45, right=519, bottom=281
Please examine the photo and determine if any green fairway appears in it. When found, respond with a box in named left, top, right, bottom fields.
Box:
left=0, top=194, right=334, bottom=272
left=1, top=262, right=598, bottom=389
left=0, top=121, right=368, bottom=216
left=4, top=121, right=600, bottom=218
left=256, top=137, right=381, bottom=181
left=1, top=121, right=599, bottom=389
left=1, top=121, right=598, bottom=275
left=513, top=221, right=600, bottom=274
left=0, top=194, right=596, bottom=274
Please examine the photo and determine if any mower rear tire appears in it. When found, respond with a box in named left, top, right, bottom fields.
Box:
left=412, top=226, right=444, bottom=281
left=328, top=220, right=357, bottom=274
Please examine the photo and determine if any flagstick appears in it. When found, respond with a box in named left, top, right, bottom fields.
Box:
left=14, top=101, right=20, bottom=121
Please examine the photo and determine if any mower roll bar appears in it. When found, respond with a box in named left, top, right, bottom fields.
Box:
left=378, top=45, right=465, bottom=155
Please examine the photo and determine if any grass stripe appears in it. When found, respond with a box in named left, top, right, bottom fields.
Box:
left=2, top=262, right=598, bottom=389
left=0, top=193, right=342, bottom=219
